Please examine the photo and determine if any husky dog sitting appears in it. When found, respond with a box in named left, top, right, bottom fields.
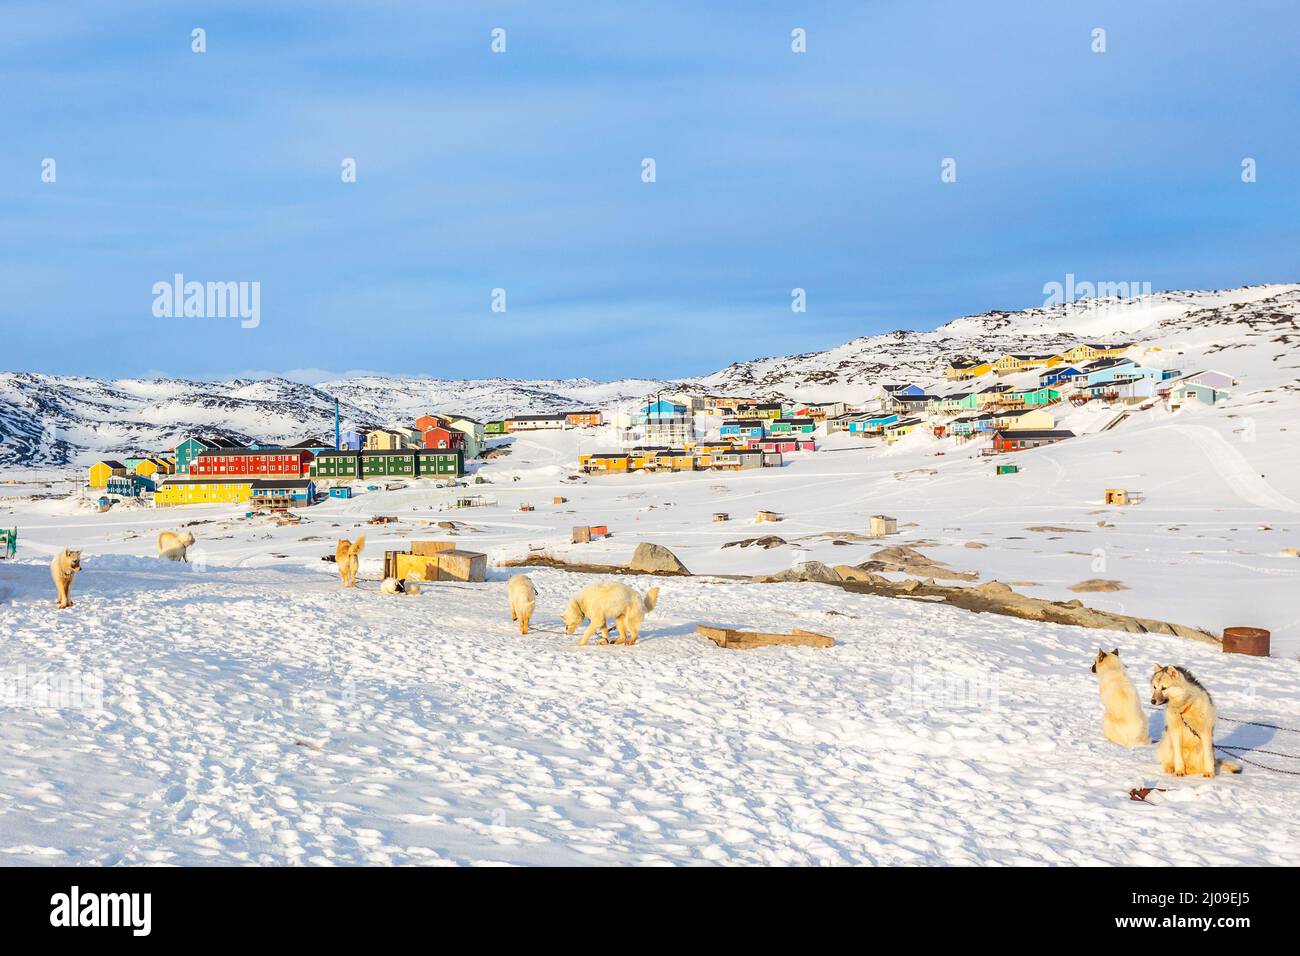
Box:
left=562, top=582, right=659, bottom=646
left=50, top=549, right=83, bottom=609
left=157, top=530, right=196, bottom=562
left=1150, top=664, right=1241, bottom=778
left=1091, top=648, right=1150, bottom=746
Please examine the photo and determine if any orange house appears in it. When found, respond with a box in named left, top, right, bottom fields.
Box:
left=566, top=410, right=602, bottom=428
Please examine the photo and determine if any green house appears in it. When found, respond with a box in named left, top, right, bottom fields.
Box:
left=309, top=451, right=362, bottom=479
left=1005, top=387, right=1060, bottom=406
left=485, top=420, right=505, bottom=435
left=362, top=450, right=418, bottom=477
left=414, top=449, right=463, bottom=477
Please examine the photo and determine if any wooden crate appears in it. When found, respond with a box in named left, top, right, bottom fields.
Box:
left=395, top=553, right=442, bottom=581
left=435, top=550, right=487, bottom=582
left=409, top=540, right=457, bottom=557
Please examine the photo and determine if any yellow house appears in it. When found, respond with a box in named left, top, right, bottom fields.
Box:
left=883, top=418, right=926, bottom=443
left=945, top=359, right=992, bottom=381
left=151, top=456, right=177, bottom=475
left=1065, top=342, right=1131, bottom=364
left=993, top=353, right=1063, bottom=373
left=155, top=477, right=253, bottom=507
left=993, top=408, right=1055, bottom=431
left=88, top=460, right=128, bottom=488
left=134, top=458, right=165, bottom=479
left=580, top=454, right=631, bottom=474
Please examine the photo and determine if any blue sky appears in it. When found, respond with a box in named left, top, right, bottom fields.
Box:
left=2, top=1, right=1297, bottom=382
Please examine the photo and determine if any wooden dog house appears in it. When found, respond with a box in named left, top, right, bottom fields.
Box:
left=869, top=515, right=898, bottom=537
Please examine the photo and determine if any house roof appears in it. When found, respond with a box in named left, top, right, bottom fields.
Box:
left=510, top=413, right=567, bottom=421
left=196, top=447, right=309, bottom=457
left=994, top=429, right=1075, bottom=440
left=251, top=479, right=314, bottom=489
left=160, top=476, right=255, bottom=485
left=96, top=460, right=126, bottom=469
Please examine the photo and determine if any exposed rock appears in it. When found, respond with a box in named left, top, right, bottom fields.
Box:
left=870, top=545, right=978, bottom=581
left=753, top=561, right=842, bottom=584
left=1069, top=579, right=1129, bottom=593
left=629, top=542, right=691, bottom=575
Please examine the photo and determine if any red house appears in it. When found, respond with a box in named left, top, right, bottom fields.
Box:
left=992, top=429, right=1075, bottom=453
left=190, top=447, right=315, bottom=478
left=415, top=414, right=450, bottom=432
left=420, top=426, right=465, bottom=451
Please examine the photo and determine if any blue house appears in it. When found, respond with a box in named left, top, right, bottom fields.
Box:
left=250, top=478, right=316, bottom=505
left=106, top=474, right=155, bottom=497
left=848, top=413, right=900, bottom=434
left=1082, top=359, right=1158, bottom=387
left=638, top=400, right=688, bottom=422
left=1040, top=365, right=1082, bottom=386
left=720, top=419, right=765, bottom=439
left=340, top=429, right=369, bottom=451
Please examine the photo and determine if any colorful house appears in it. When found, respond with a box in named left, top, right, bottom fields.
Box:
left=945, top=359, right=992, bottom=381
left=309, top=451, right=362, bottom=479
left=1003, top=387, right=1061, bottom=407
left=88, top=460, right=128, bottom=488
left=748, top=437, right=815, bottom=454
left=106, top=474, right=154, bottom=497
left=506, top=413, right=568, bottom=431
left=993, top=429, right=1075, bottom=453
left=1170, top=381, right=1229, bottom=409
left=366, top=428, right=414, bottom=450
left=735, top=403, right=783, bottom=421
left=155, top=477, right=254, bottom=507
left=1064, top=343, right=1131, bottom=364
left=173, top=436, right=241, bottom=474
left=848, top=413, right=900, bottom=435
left=766, top=418, right=817, bottom=436
left=949, top=413, right=994, bottom=437
left=883, top=417, right=926, bottom=442
left=191, top=448, right=314, bottom=478
left=485, top=421, right=506, bottom=436
left=992, top=408, right=1055, bottom=431
left=359, top=448, right=463, bottom=479
left=565, top=411, right=603, bottom=428
left=340, top=429, right=370, bottom=451
left=720, top=419, right=766, bottom=439
left=580, top=453, right=631, bottom=474
left=420, top=425, right=465, bottom=452
left=1039, top=366, right=1083, bottom=387
left=993, top=353, right=1062, bottom=374
left=250, top=478, right=316, bottom=505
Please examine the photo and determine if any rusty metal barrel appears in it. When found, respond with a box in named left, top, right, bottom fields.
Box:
left=1222, top=627, right=1271, bottom=657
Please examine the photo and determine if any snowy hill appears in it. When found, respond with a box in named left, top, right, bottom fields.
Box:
left=2, top=283, right=1297, bottom=468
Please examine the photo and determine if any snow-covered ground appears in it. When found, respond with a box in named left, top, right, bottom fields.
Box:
left=3, top=415, right=1300, bottom=865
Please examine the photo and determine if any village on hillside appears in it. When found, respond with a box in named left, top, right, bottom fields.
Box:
left=77, top=341, right=1237, bottom=509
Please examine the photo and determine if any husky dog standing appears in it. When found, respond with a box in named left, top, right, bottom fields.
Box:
left=335, top=533, right=366, bottom=588
left=562, top=582, right=659, bottom=646
left=1090, top=648, right=1149, bottom=746
left=507, top=574, right=537, bottom=635
left=50, top=549, right=83, bottom=609
left=157, top=530, right=196, bottom=562
left=1150, top=664, right=1241, bottom=777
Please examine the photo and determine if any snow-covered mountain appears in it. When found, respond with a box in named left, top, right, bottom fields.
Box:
left=2, top=284, right=1297, bottom=468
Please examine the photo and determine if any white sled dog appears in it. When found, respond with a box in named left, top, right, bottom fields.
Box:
left=1090, top=648, right=1149, bottom=746
left=157, top=530, right=196, bottom=562
left=562, top=582, right=659, bottom=646
left=1150, top=664, right=1241, bottom=777
left=380, top=577, right=420, bottom=596
left=50, top=548, right=83, bottom=609
left=507, top=574, right=537, bottom=635
left=335, top=534, right=366, bottom=588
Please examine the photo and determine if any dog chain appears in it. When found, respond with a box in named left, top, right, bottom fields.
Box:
left=1213, top=717, right=1300, bottom=775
